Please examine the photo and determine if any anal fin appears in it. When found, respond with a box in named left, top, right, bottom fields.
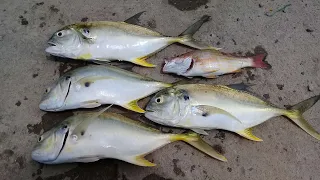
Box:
left=129, top=155, right=156, bottom=167
left=124, top=99, right=145, bottom=113
left=133, top=56, right=156, bottom=67
left=236, top=128, right=263, bottom=141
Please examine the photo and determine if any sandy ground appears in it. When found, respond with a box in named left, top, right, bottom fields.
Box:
left=0, top=0, right=320, bottom=180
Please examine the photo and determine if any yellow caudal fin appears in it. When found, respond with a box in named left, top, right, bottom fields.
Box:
left=237, top=128, right=263, bottom=141
left=284, top=95, right=320, bottom=140
left=125, top=155, right=156, bottom=167
left=124, top=99, right=145, bottom=113
left=170, top=132, right=227, bottom=162
left=176, top=15, right=221, bottom=50
left=174, top=35, right=221, bottom=50
left=133, top=56, right=156, bottom=67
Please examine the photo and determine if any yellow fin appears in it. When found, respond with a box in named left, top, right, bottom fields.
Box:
left=162, top=83, right=172, bottom=88
left=170, top=132, right=227, bottom=162
left=124, top=99, right=145, bottom=113
left=237, top=128, right=263, bottom=141
left=175, top=35, right=221, bottom=50
left=284, top=95, right=320, bottom=140
left=133, top=155, right=156, bottom=167
left=77, top=53, right=92, bottom=60
left=133, top=56, right=156, bottom=67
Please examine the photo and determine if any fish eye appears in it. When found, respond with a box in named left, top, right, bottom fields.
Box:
left=38, top=136, right=43, bottom=142
left=56, top=31, right=63, bottom=37
left=155, top=96, right=163, bottom=104
left=45, top=88, right=50, bottom=93
left=65, top=76, right=70, bottom=80
left=82, top=28, right=90, bottom=34
left=62, top=125, right=68, bottom=129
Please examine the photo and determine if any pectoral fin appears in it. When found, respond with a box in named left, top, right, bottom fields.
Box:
left=133, top=56, right=156, bottom=67
left=192, top=129, right=209, bottom=135
left=124, top=99, right=145, bottom=113
left=72, top=105, right=113, bottom=139
left=72, top=28, right=95, bottom=43
left=126, top=155, right=156, bottom=167
left=237, top=128, right=263, bottom=141
left=81, top=100, right=101, bottom=108
left=195, top=105, right=242, bottom=123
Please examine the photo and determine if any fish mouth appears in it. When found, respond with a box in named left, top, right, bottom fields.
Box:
left=48, top=41, right=57, bottom=46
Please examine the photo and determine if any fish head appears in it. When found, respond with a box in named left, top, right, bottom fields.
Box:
left=162, top=55, right=194, bottom=75
left=145, top=87, right=190, bottom=126
left=39, top=74, right=72, bottom=111
left=45, top=26, right=84, bottom=58
left=31, top=121, right=70, bottom=163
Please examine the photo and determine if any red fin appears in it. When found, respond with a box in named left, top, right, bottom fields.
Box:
left=251, top=54, right=270, bottom=69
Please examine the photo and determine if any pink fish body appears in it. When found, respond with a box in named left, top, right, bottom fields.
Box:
left=162, top=50, right=269, bottom=78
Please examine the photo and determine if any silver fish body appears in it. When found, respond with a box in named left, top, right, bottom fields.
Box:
left=46, top=16, right=217, bottom=67
left=31, top=112, right=226, bottom=165
left=39, top=65, right=171, bottom=113
left=145, top=84, right=320, bottom=141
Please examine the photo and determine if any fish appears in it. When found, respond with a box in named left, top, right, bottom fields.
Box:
left=45, top=14, right=219, bottom=67
left=145, top=84, right=320, bottom=141
left=39, top=65, right=171, bottom=113
left=31, top=110, right=227, bottom=165
left=162, top=50, right=270, bottom=78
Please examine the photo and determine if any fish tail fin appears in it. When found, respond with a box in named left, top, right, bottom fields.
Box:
left=251, top=54, right=270, bottom=69
left=172, top=15, right=220, bottom=50
left=179, top=15, right=211, bottom=36
left=175, top=35, right=221, bottom=50
left=284, top=95, right=320, bottom=140
left=170, top=132, right=227, bottom=162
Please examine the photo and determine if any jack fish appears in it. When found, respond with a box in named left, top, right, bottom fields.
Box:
left=39, top=65, right=171, bottom=113
left=31, top=111, right=227, bottom=165
left=145, top=84, right=320, bottom=141
left=46, top=14, right=218, bottom=67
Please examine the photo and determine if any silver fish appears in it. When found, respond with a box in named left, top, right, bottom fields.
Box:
left=31, top=111, right=227, bottom=165
left=145, top=84, right=320, bottom=141
left=46, top=15, right=219, bottom=67
left=39, top=65, right=171, bottom=113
